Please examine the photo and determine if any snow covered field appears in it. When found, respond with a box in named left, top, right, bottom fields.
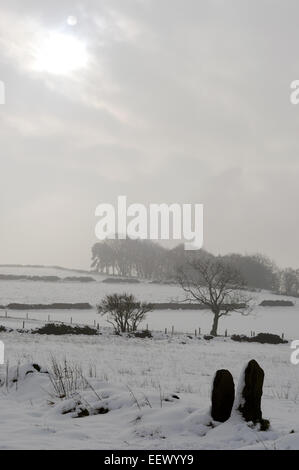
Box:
left=0, top=266, right=298, bottom=338
left=0, top=331, right=299, bottom=450
left=0, top=265, right=299, bottom=450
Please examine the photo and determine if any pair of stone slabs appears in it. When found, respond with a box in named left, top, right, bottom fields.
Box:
left=211, top=359, right=268, bottom=428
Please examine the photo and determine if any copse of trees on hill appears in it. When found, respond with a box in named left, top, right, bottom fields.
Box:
left=91, top=239, right=185, bottom=280
left=221, top=253, right=277, bottom=291
left=276, top=267, right=299, bottom=297
left=91, top=238, right=299, bottom=296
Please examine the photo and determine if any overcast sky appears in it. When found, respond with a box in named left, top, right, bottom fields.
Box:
left=0, top=0, right=298, bottom=269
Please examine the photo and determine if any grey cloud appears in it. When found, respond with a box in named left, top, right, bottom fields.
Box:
left=0, top=0, right=298, bottom=267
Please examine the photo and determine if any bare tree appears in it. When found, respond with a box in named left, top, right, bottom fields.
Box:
left=97, top=293, right=153, bottom=333
left=178, top=256, right=251, bottom=336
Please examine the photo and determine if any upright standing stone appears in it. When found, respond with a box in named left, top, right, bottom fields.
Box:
left=211, top=369, right=235, bottom=422
left=238, top=359, right=268, bottom=428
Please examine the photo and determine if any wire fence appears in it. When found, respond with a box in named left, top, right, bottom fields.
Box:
left=0, top=311, right=286, bottom=339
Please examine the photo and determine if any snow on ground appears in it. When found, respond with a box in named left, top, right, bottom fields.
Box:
left=0, top=266, right=299, bottom=449
left=0, top=305, right=297, bottom=339
left=0, top=265, right=298, bottom=337
left=0, top=331, right=299, bottom=449
left=0, top=265, right=93, bottom=277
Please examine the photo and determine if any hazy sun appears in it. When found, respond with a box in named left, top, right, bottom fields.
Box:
left=33, top=31, right=88, bottom=75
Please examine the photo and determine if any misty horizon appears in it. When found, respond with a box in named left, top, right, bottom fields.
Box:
left=0, top=242, right=294, bottom=273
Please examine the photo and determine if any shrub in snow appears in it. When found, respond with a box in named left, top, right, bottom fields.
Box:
left=234, top=359, right=270, bottom=431
left=253, top=333, right=287, bottom=344
left=130, top=330, right=152, bottom=339
left=204, top=335, right=214, bottom=341
left=48, top=356, right=88, bottom=399
left=211, top=369, right=235, bottom=423
left=97, top=293, right=153, bottom=333
left=32, top=323, right=98, bottom=336
left=231, top=333, right=287, bottom=344
left=57, top=398, right=109, bottom=418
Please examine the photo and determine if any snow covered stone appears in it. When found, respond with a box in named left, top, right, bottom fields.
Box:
left=237, top=359, right=269, bottom=429
left=211, top=369, right=235, bottom=422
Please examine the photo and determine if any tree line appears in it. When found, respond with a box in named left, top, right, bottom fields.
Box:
left=91, top=239, right=299, bottom=296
